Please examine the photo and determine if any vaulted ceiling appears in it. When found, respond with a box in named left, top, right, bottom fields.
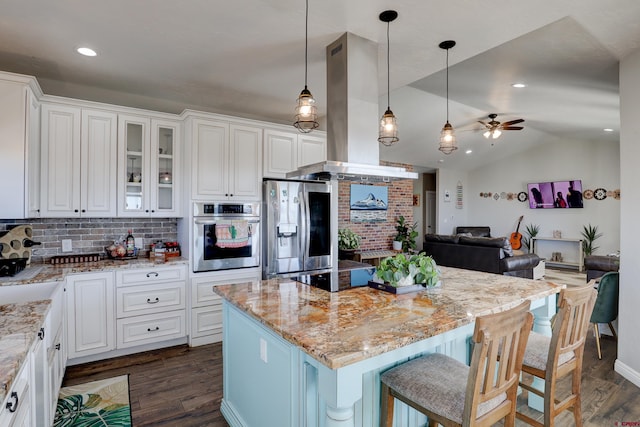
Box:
left=2, top=0, right=639, bottom=170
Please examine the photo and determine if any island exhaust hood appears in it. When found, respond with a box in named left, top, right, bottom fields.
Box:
left=286, top=32, right=418, bottom=182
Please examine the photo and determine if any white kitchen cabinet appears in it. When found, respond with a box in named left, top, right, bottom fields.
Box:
left=189, top=268, right=260, bottom=346
left=118, top=114, right=181, bottom=216
left=190, top=118, right=262, bottom=200
left=40, top=104, right=118, bottom=217
left=0, top=356, right=31, bottom=427
left=263, top=128, right=326, bottom=179
left=66, top=271, right=116, bottom=359
left=46, top=283, right=66, bottom=424
left=115, top=264, right=187, bottom=349
left=0, top=74, right=40, bottom=219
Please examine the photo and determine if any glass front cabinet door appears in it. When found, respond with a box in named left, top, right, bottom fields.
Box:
left=118, top=114, right=180, bottom=217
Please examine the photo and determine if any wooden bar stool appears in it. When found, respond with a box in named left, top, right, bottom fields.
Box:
left=380, top=300, right=533, bottom=427
left=517, top=285, right=597, bottom=426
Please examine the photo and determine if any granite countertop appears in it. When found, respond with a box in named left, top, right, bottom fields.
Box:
left=0, top=256, right=189, bottom=287
left=0, top=300, right=50, bottom=403
left=213, top=266, right=562, bottom=370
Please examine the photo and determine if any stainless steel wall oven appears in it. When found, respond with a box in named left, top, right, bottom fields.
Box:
left=193, top=202, right=260, bottom=272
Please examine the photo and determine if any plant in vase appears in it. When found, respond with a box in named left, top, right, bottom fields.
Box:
left=376, top=252, right=441, bottom=288
left=394, top=216, right=418, bottom=253
left=338, top=228, right=361, bottom=260
left=522, top=223, right=540, bottom=253
left=581, top=224, right=602, bottom=256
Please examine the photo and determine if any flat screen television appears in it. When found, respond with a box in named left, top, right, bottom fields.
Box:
left=527, top=180, right=583, bottom=209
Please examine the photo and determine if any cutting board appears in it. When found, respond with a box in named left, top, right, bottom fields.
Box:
left=0, top=225, right=35, bottom=264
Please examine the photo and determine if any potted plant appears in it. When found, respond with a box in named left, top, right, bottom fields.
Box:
left=338, top=228, right=361, bottom=260
left=394, top=216, right=418, bottom=253
left=522, top=223, right=540, bottom=253
left=375, top=252, right=441, bottom=289
left=581, top=224, right=602, bottom=256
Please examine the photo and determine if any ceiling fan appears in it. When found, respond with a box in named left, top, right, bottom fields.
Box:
left=478, top=113, right=524, bottom=139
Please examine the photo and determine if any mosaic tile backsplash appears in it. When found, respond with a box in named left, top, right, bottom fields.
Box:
left=0, top=218, right=179, bottom=263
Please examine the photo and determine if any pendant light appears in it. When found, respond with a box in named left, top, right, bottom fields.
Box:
left=293, top=0, right=319, bottom=133
left=378, top=10, right=399, bottom=146
left=438, top=40, right=458, bottom=154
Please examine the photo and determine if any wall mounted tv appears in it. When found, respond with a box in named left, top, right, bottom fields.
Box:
left=527, top=180, right=583, bottom=209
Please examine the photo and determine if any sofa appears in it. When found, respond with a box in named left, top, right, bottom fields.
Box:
left=584, top=255, right=620, bottom=282
left=422, top=226, right=540, bottom=279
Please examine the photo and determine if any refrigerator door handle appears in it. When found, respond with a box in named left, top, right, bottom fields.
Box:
left=299, top=190, right=310, bottom=266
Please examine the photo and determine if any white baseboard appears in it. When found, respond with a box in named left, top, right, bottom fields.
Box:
left=615, top=359, right=640, bottom=389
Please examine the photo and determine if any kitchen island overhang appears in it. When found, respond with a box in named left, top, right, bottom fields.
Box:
left=214, top=266, right=562, bottom=427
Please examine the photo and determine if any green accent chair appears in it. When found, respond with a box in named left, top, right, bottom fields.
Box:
left=590, top=272, right=619, bottom=359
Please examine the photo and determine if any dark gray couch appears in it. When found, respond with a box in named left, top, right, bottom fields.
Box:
left=422, top=226, right=540, bottom=279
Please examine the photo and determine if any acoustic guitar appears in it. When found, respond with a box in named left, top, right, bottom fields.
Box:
left=510, top=215, right=524, bottom=250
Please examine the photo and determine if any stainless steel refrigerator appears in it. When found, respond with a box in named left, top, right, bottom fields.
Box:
left=262, top=179, right=338, bottom=278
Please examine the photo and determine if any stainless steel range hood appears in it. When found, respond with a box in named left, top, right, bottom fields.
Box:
left=286, top=32, right=418, bottom=182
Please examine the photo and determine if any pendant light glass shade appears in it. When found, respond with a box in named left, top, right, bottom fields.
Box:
left=293, top=0, right=319, bottom=133
left=378, top=10, right=399, bottom=146
left=438, top=40, right=457, bottom=154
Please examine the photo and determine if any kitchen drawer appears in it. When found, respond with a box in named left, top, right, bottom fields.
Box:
left=116, top=310, right=186, bottom=349
left=0, top=357, right=31, bottom=427
left=191, top=269, right=259, bottom=307
left=191, top=305, right=222, bottom=339
left=116, top=282, right=186, bottom=318
left=116, top=265, right=186, bottom=287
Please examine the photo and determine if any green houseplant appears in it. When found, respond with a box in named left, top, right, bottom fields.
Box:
left=338, top=228, right=361, bottom=260
left=581, top=224, right=602, bottom=256
left=394, top=216, right=418, bottom=253
left=376, top=252, right=441, bottom=288
left=522, top=223, right=540, bottom=253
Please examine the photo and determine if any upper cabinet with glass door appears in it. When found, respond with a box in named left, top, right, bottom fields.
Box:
left=117, top=114, right=181, bottom=217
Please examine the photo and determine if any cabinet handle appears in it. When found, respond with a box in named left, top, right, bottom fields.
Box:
left=6, top=391, right=18, bottom=413
left=74, top=209, right=79, bottom=213
left=146, top=297, right=160, bottom=304
left=55, top=343, right=61, bottom=350
left=81, top=209, right=86, bottom=213
left=145, top=209, right=149, bottom=213
left=147, top=326, right=160, bottom=332
left=38, top=327, right=45, bottom=341
left=146, top=272, right=159, bottom=278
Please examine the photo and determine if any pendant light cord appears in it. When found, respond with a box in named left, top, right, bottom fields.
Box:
left=386, top=20, right=391, bottom=109
left=304, top=0, right=309, bottom=88
left=446, top=47, right=449, bottom=123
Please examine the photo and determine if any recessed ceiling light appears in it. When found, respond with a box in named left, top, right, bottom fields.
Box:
left=76, top=47, right=97, bottom=57
left=603, top=128, right=614, bottom=132
left=511, top=83, right=526, bottom=88
left=465, top=149, right=472, bottom=154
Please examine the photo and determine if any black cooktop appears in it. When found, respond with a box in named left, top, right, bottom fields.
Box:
left=294, top=266, right=376, bottom=292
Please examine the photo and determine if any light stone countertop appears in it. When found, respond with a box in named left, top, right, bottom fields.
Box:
left=0, top=300, right=50, bottom=403
left=213, top=266, right=563, bottom=370
left=0, top=256, right=188, bottom=404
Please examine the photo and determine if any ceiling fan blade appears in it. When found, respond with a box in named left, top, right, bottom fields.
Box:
left=477, top=120, right=488, bottom=127
left=502, top=126, right=524, bottom=130
left=501, top=118, right=524, bottom=126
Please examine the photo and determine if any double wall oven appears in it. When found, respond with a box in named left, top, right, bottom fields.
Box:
left=193, top=202, right=260, bottom=273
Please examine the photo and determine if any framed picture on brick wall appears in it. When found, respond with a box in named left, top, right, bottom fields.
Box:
left=349, top=184, right=387, bottom=222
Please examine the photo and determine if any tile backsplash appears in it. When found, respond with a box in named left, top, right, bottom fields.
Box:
left=0, top=218, right=179, bottom=263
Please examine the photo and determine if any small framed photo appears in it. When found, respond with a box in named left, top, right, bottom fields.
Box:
left=412, top=194, right=420, bottom=206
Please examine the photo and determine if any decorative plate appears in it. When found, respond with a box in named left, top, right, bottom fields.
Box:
left=517, top=191, right=528, bottom=202
left=479, top=192, right=484, bottom=197
left=507, top=192, right=514, bottom=200
left=613, top=189, right=620, bottom=200
left=583, top=189, right=594, bottom=200
left=493, top=193, right=500, bottom=200
left=500, top=192, right=507, bottom=199
left=593, top=188, right=607, bottom=200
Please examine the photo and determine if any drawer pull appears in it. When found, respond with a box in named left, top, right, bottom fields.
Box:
left=38, top=327, right=45, bottom=341
left=147, top=326, right=160, bottom=332
left=146, top=272, right=159, bottom=278
left=6, top=391, right=18, bottom=413
left=55, top=343, right=61, bottom=350
left=147, top=297, right=160, bottom=304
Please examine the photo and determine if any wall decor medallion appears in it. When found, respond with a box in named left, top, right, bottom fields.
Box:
left=493, top=193, right=500, bottom=200
left=507, top=192, right=514, bottom=200
left=583, top=189, right=594, bottom=200
left=593, top=188, right=607, bottom=200
left=613, top=189, right=620, bottom=200
left=500, top=192, right=506, bottom=199
left=517, top=191, right=528, bottom=202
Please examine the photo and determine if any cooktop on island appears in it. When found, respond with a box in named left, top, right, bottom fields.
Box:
left=294, top=261, right=376, bottom=292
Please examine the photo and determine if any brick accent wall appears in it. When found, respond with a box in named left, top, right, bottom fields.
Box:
left=0, top=218, right=178, bottom=263
left=338, top=162, right=415, bottom=251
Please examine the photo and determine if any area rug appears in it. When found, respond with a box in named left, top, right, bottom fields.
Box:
left=53, top=374, right=132, bottom=427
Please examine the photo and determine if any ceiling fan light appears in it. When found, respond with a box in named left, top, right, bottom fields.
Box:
left=378, top=108, right=399, bottom=146
left=293, top=87, right=319, bottom=133
left=439, top=122, right=458, bottom=154
left=492, top=129, right=502, bottom=139
left=483, top=130, right=491, bottom=139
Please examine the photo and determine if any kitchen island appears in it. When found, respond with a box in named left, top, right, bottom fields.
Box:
left=213, top=266, right=562, bottom=427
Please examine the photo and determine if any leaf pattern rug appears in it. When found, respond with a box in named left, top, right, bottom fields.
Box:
left=54, top=374, right=132, bottom=427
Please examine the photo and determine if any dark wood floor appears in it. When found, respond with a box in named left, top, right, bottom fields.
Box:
left=62, top=332, right=639, bottom=426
